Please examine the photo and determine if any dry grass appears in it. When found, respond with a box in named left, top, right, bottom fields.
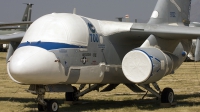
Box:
left=1, top=52, right=200, bottom=112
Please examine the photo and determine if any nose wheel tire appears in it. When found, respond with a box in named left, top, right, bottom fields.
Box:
left=161, top=88, right=174, bottom=104
left=48, top=99, right=59, bottom=112
left=38, top=99, right=59, bottom=112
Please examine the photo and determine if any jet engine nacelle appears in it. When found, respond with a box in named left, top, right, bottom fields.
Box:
left=122, top=48, right=173, bottom=84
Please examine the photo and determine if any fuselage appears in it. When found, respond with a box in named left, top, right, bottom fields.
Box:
left=7, top=13, right=191, bottom=85
left=7, top=13, right=131, bottom=84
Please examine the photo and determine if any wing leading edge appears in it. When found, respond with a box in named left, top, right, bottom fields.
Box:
left=0, top=32, right=25, bottom=43
left=131, top=23, right=200, bottom=39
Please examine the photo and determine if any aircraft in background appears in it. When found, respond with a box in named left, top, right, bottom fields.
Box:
left=1, top=0, right=200, bottom=111
left=0, top=3, right=32, bottom=56
left=185, top=22, right=200, bottom=61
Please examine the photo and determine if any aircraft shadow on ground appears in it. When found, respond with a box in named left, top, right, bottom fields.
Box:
left=0, top=57, right=6, bottom=60
left=0, top=93, right=200, bottom=111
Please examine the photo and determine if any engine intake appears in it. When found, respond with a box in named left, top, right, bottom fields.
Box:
left=122, top=48, right=173, bottom=84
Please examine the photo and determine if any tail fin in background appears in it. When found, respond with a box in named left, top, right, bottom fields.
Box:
left=22, top=3, right=33, bottom=21
left=148, top=0, right=191, bottom=26
left=19, top=3, right=33, bottom=30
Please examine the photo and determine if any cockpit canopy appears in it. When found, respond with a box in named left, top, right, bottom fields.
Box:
left=22, top=13, right=89, bottom=46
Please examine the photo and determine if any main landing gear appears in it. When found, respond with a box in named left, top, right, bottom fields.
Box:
left=140, top=82, right=174, bottom=104
left=65, top=84, right=104, bottom=102
left=29, top=83, right=174, bottom=111
left=161, top=88, right=174, bottom=103
left=65, top=86, right=79, bottom=101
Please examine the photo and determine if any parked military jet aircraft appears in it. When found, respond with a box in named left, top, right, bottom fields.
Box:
left=0, top=3, right=32, bottom=58
left=1, top=0, right=200, bottom=111
left=185, top=22, right=200, bottom=61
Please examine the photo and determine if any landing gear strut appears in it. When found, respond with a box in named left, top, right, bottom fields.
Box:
left=65, top=84, right=105, bottom=102
left=140, top=83, right=174, bottom=104
left=37, top=98, right=48, bottom=111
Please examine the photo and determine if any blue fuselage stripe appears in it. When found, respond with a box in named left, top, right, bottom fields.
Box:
left=18, top=42, right=81, bottom=50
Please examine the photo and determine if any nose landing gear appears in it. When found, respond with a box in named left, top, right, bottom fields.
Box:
left=36, top=87, right=59, bottom=112
left=37, top=99, right=59, bottom=112
left=48, top=99, right=59, bottom=112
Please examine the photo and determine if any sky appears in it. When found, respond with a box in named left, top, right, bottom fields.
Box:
left=0, top=0, right=199, bottom=23
left=0, top=0, right=157, bottom=23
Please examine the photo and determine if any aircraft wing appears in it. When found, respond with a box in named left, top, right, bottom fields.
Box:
left=131, top=23, right=200, bottom=39
left=0, top=31, right=25, bottom=43
left=0, top=21, right=32, bottom=27
left=98, top=21, right=149, bottom=40
left=0, top=26, right=28, bottom=30
left=99, top=21, right=200, bottom=41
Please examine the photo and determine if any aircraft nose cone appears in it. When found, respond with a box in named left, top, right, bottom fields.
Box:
left=7, top=46, right=66, bottom=84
